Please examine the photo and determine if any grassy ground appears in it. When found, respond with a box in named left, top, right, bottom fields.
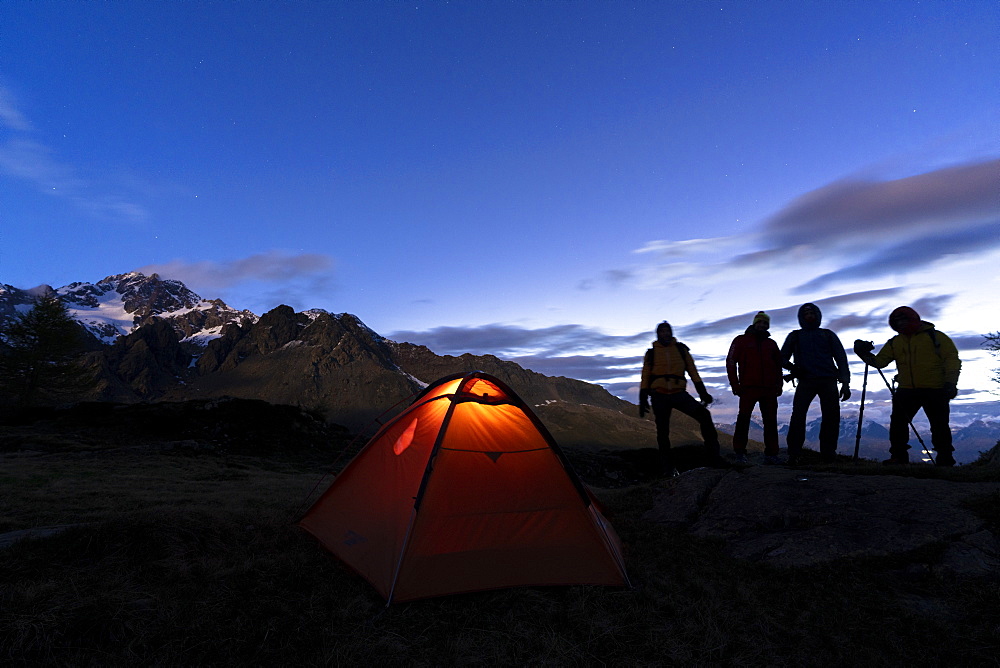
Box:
left=2, top=440, right=999, bottom=666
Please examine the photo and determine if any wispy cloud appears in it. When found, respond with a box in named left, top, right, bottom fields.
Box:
left=794, top=219, right=1000, bottom=292
left=0, top=87, right=31, bottom=131
left=679, top=289, right=912, bottom=337
left=635, top=235, right=747, bottom=257
left=738, top=159, right=1000, bottom=287
left=505, top=354, right=642, bottom=382
left=137, top=251, right=336, bottom=310
left=388, top=322, right=649, bottom=358
left=577, top=269, right=634, bottom=291
left=762, top=160, right=1000, bottom=249
left=591, top=158, right=1000, bottom=296
left=0, top=86, right=148, bottom=223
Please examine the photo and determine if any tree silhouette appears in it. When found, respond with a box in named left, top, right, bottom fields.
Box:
left=985, top=332, right=1000, bottom=388
left=0, top=295, right=94, bottom=409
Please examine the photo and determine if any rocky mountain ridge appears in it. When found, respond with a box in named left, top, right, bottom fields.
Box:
left=0, top=272, right=256, bottom=345
left=0, top=273, right=650, bottom=445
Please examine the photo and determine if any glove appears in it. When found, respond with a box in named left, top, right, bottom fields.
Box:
left=944, top=383, right=958, bottom=400
left=853, top=339, right=874, bottom=356
left=639, top=389, right=650, bottom=417
left=731, top=384, right=742, bottom=397
left=839, top=385, right=851, bottom=401
left=698, top=390, right=714, bottom=407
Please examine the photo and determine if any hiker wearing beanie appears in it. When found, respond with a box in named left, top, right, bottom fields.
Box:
left=780, top=303, right=852, bottom=465
left=726, top=311, right=784, bottom=464
left=853, top=306, right=961, bottom=466
left=639, top=321, right=722, bottom=475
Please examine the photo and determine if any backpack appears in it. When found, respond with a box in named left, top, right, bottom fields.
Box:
left=644, top=341, right=692, bottom=383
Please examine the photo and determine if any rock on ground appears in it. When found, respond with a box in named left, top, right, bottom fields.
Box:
left=643, top=466, right=1000, bottom=577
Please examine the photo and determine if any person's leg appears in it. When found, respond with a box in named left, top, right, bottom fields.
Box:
left=672, top=392, right=721, bottom=458
left=921, top=388, right=955, bottom=465
left=786, top=381, right=817, bottom=464
left=732, top=393, right=756, bottom=454
left=651, top=392, right=674, bottom=473
left=758, top=393, right=780, bottom=457
left=817, top=378, right=841, bottom=461
left=887, top=389, right=921, bottom=461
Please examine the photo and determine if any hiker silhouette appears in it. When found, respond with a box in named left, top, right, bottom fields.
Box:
left=726, top=311, right=784, bottom=464
left=780, top=303, right=851, bottom=465
left=639, top=321, right=723, bottom=475
left=853, top=306, right=961, bottom=466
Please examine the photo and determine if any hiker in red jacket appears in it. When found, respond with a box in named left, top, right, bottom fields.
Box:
left=726, top=311, right=784, bottom=464
left=639, top=321, right=722, bottom=475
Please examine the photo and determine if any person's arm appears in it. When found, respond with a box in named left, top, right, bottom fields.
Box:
left=769, top=339, right=784, bottom=395
left=939, top=332, right=962, bottom=397
left=725, top=338, right=741, bottom=395
left=639, top=350, right=652, bottom=416
left=831, top=332, right=851, bottom=386
left=829, top=332, right=852, bottom=400
left=780, top=331, right=796, bottom=371
left=854, top=337, right=896, bottom=370
left=684, top=349, right=713, bottom=405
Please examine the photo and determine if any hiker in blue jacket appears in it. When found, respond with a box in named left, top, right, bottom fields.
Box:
left=780, top=303, right=851, bottom=465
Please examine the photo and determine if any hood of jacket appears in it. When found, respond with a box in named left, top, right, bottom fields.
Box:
left=798, top=303, right=822, bottom=330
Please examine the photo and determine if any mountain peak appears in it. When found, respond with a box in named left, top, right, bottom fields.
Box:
left=0, top=273, right=257, bottom=346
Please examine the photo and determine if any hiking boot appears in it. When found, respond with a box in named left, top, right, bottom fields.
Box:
left=786, top=454, right=798, bottom=466
left=882, top=455, right=909, bottom=465
left=763, top=455, right=784, bottom=465
left=734, top=452, right=749, bottom=464
left=935, top=452, right=956, bottom=467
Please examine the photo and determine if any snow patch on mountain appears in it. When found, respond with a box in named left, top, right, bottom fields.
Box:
left=58, top=284, right=137, bottom=343
left=3, top=273, right=257, bottom=347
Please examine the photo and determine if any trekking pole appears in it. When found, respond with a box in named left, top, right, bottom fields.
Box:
left=853, top=363, right=869, bottom=462
left=873, top=367, right=935, bottom=465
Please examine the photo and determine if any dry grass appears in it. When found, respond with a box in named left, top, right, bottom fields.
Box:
left=2, top=441, right=999, bottom=666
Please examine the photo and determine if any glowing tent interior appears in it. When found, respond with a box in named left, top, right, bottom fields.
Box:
left=298, top=371, right=631, bottom=604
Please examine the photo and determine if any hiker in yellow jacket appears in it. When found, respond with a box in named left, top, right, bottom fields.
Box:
left=639, top=321, right=722, bottom=475
left=853, top=306, right=961, bottom=466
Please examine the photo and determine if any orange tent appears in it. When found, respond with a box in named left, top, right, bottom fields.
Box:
left=299, top=371, right=631, bottom=603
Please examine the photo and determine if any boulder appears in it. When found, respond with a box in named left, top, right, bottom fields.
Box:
left=644, top=466, right=1000, bottom=577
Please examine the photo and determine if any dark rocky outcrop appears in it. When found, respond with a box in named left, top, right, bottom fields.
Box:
left=0, top=397, right=350, bottom=455
left=87, top=318, right=192, bottom=400
left=644, top=465, right=1000, bottom=577
left=179, top=307, right=419, bottom=431
left=196, top=305, right=312, bottom=374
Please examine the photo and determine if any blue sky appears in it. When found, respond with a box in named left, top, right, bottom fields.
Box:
left=2, top=1, right=998, bottom=428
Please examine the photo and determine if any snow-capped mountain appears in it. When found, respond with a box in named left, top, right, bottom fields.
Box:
left=1, top=272, right=256, bottom=345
